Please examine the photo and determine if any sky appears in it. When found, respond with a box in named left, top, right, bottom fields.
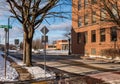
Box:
left=0, top=0, right=72, bottom=44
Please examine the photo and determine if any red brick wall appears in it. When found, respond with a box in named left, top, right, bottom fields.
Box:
left=72, top=0, right=120, bottom=56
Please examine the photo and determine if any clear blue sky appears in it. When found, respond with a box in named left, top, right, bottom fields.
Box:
left=0, top=0, right=72, bottom=44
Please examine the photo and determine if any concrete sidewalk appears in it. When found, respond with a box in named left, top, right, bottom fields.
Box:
left=88, top=71, right=120, bottom=84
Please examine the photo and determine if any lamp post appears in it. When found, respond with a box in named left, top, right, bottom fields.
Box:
left=67, top=33, right=71, bottom=55
left=4, top=16, right=12, bottom=77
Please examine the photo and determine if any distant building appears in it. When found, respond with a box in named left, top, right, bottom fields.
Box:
left=46, top=40, right=69, bottom=50
left=72, top=0, right=120, bottom=56
left=56, top=40, right=69, bottom=50
left=46, top=44, right=56, bottom=50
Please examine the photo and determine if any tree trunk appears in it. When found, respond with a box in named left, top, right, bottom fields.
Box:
left=23, top=33, right=26, bottom=64
left=26, top=38, right=32, bottom=66
left=25, top=28, right=34, bottom=67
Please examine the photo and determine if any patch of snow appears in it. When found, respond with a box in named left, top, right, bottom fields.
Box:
left=0, top=51, right=18, bottom=81
left=9, top=50, right=17, bottom=53
left=25, top=66, right=52, bottom=79
left=9, top=54, right=55, bottom=80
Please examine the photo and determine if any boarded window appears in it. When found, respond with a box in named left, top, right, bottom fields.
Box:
left=91, top=48, right=96, bottom=55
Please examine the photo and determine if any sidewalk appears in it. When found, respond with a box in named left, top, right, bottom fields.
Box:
left=80, top=56, right=120, bottom=84
left=5, top=54, right=120, bottom=84
left=6, top=56, right=32, bottom=81
left=88, top=71, right=120, bottom=84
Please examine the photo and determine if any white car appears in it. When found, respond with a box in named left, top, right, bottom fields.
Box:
left=32, top=49, right=40, bottom=54
left=33, top=50, right=40, bottom=54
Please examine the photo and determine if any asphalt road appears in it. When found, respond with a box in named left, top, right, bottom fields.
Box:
left=9, top=52, right=120, bottom=75
left=9, top=52, right=80, bottom=61
left=9, top=52, right=82, bottom=77
left=8, top=52, right=120, bottom=83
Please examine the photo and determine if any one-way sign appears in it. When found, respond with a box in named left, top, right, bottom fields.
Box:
left=40, top=26, right=49, bottom=35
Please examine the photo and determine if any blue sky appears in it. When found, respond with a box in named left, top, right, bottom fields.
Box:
left=0, top=0, right=72, bottom=44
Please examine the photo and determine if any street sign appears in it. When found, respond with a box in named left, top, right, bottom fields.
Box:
left=14, top=39, right=19, bottom=45
left=0, top=25, right=12, bottom=29
left=42, top=36, right=48, bottom=42
left=40, top=26, right=49, bottom=35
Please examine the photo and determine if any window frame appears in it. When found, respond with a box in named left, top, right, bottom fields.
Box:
left=92, top=11, right=97, bottom=23
left=84, top=0, right=89, bottom=8
left=110, top=26, right=117, bottom=41
left=78, top=0, right=81, bottom=10
left=77, top=33, right=82, bottom=44
left=91, top=30, right=96, bottom=42
left=78, top=16, right=82, bottom=27
left=100, top=28, right=106, bottom=42
left=84, top=14, right=89, bottom=25
left=91, top=0, right=97, bottom=4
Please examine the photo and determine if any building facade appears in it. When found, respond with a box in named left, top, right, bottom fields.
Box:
left=72, top=0, right=120, bottom=56
left=55, top=40, right=69, bottom=50
left=46, top=40, right=69, bottom=50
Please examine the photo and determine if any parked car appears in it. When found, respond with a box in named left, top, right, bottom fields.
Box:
left=32, top=49, right=41, bottom=54
left=33, top=50, right=40, bottom=54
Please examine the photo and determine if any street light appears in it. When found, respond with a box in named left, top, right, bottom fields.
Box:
left=7, top=16, right=13, bottom=54
left=66, top=33, right=71, bottom=55
left=4, top=16, right=13, bottom=77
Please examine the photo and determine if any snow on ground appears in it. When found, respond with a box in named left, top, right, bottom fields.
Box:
left=9, top=54, right=54, bottom=80
left=0, top=51, right=18, bottom=81
left=25, top=66, right=53, bottom=79
left=0, top=50, right=54, bottom=81
left=46, top=50, right=68, bottom=55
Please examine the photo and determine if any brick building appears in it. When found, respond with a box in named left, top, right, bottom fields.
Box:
left=72, top=0, right=120, bottom=56
left=55, top=40, right=69, bottom=50
left=46, top=40, right=69, bottom=50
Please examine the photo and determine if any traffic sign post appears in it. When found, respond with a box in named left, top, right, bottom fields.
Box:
left=0, top=25, right=12, bottom=29
left=14, top=39, right=19, bottom=51
left=42, top=36, right=48, bottom=43
left=0, top=19, right=12, bottom=78
left=40, top=26, right=49, bottom=79
left=40, top=26, right=49, bottom=35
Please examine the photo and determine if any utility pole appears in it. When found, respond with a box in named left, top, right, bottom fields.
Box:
left=0, top=17, right=12, bottom=78
left=4, top=28, right=8, bottom=78
left=40, top=26, right=49, bottom=79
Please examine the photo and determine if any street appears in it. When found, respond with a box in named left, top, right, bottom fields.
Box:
left=9, top=52, right=120, bottom=73
left=9, top=52, right=120, bottom=83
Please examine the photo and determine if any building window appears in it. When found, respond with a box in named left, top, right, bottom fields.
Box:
left=100, top=28, right=106, bottom=42
left=91, top=0, right=97, bottom=4
left=84, top=0, right=89, bottom=8
left=112, top=4, right=118, bottom=18
left=91, top=48, right=96, bottom=55
left=78, top=0, right=81, bottom=10
left=84, top=31, right=88, bottom=43
left=101, top=8, right=106, bottom=21
left=77, top=33, right=82, bottom=44
left=110, top=26, right=117, bottom=41
left=92, top=11, right=96, bottom=23
left=91, top=30, right=96, bottom=42
left=78, top=16, right=82, bottom=27
left=84, top=14, right=89, bottom=25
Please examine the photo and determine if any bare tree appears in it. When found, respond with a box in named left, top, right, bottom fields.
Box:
left=6, top=0, right=71, bottom=66
left=20, top=42, right=23, bottom=50
left=92, top=0, right=120, bottom=28
left=32, top=39, right=43, bottom=50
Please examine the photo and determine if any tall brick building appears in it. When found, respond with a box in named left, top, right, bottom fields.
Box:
left=72, top=0, right=120, bottom=56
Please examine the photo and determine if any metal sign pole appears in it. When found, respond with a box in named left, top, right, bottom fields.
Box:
left=4, top=28, right=8, bottom=78
left=40, top=26, right=49, bottom=79
left=44, top=35, right=46, bottom=79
